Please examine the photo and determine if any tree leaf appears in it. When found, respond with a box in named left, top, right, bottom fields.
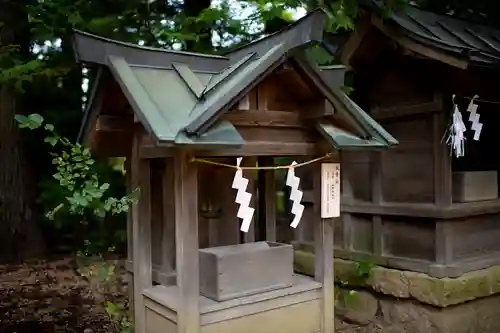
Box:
left=44, top=136, right=58, bottom=146
left=14, top=114, right=28, bottom=125
left=27, top=113, right=44, bottom=129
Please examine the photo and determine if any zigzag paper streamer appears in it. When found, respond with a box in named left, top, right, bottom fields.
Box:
left=467, top=95, right=482, bottom=141
left=232, top=157, right=255, bottom=233
left=286, top=161, right=304, bottom=228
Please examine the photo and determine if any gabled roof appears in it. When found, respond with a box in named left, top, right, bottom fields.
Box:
left=359, top=0, right=500, bottom=66
left=73, top=9, right=397, bottom=150
left=226, top=9, right=327, bottom=63
left=72, top=29, right=228, bottom=72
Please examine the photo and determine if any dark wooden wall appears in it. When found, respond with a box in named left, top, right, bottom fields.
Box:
left=323, top=45, right=500, bottom=278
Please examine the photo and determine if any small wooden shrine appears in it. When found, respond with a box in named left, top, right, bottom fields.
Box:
left=328, top=0, right=500, bottom=278
left=73, top=9, right=396, bottom=333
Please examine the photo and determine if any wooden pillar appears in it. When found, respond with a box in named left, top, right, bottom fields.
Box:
left=150, top=161, right=163, bottom=279
left=174, top=150, right=200, bottom=333
left=433, top=110, right=452, bottom=208
left=161, top=157, right=175, bottom=277
left=217, top=158, right=240, bottom=246
left=371, top=151, right=384, bottom=257
left=341, top=152, right=353, bottom=250
left=125, top=157, right=134, bottom=316
left=435, top=221, right=453, bottom=266
left=340, top=152, right=353, bottom=205
left=259, top=157, right=277, bottom=242
left=313, top=159, right=335, bottom=333
left=242, top=157, right=257, bottom=243
left=433, top=100, right=453, bottom=268
left=131, top=131, right=152, bottom=333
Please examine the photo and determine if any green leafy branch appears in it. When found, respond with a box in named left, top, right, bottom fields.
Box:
left=335, top=261, right=374, bottom=307
left=15, top=113, right=139, bottom=220
left=0, top=45, right=69, bottom=92
left=77, top=254, right=132, bottom=333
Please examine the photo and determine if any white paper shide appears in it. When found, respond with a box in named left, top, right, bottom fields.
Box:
left=467, top=95, right=483, bottom=141
left=447, top=95, right=467, bottom=158
left=286, top=161, right=304, bottom=228
left=232, top=157, right=255, bottom=233
left=321, top=163, right=340, bottom=218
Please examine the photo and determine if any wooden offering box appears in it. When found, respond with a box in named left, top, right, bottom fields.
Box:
left=199, top=242, right=293, bottom=301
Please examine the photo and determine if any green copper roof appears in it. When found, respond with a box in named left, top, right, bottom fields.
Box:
left=316, top=122, right=388, bottom=149
left=74, top=9, right=398, bottom=150
left=174, top=121, right=244, bottom=147
left=185, top=43, right=287, bottom=134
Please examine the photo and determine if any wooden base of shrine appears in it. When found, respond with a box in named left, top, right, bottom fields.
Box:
left=143, top=274, right=322, bottom=333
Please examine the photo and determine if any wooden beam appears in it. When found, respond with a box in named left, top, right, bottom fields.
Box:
left=371, top=15, right=469, bottom=70
left=140, top=141, right=318, bottom=158
left=222, top=110, right=305, bottom=128
left=313, top=158, right=335, bottom=333
left=95, top=114, right=134, bottom=132
left=140, top=145, right=173, bottom=159
left=131, top=129, right=152, bottom=333
left=197, top=142, right=317, bottom=157
left=173, top=150, right=200, bottom=333
left=340, top=15, right=372, bottom=66
left=371, top=98, right=443, bottom=121
left=342, top=199, right=500, bottom=219
left=142, top=141, right=316, bottom=158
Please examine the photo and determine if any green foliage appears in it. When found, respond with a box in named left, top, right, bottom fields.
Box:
left=0, top=45, right=65, bottom=92
left=77, top=254, right=131, bottom=333
left=105, top=300, right=132, bottom=333
left=335, top=261, right=374, bottom=306
left=15, top=113, right=139, bottom=221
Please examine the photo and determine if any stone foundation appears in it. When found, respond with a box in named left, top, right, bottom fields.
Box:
left=294, top=251, right=500, bottom=333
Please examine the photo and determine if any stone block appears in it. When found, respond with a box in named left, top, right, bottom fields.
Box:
left=370, top=267, right=410, bottom=298
left=294, top=250, right=500, bottom=307
left=336, top=290, right=378, bottom=325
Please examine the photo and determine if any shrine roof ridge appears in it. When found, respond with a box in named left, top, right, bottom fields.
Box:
left=74, top=9, right=398, bottom=150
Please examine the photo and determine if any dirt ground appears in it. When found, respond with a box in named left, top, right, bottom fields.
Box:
left=0, top=256, right=128, bottom=333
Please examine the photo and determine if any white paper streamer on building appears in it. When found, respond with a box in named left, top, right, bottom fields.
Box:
left=467, top=95, right=483, bottom=141
left=232, top=157, right=255, bottom=233
left=447, top=95, right=466, bottom=158
left=286, top=161, right=304, bottom=228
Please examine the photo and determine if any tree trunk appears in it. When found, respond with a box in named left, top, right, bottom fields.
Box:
left=0, top=0, right=45, bottom=262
